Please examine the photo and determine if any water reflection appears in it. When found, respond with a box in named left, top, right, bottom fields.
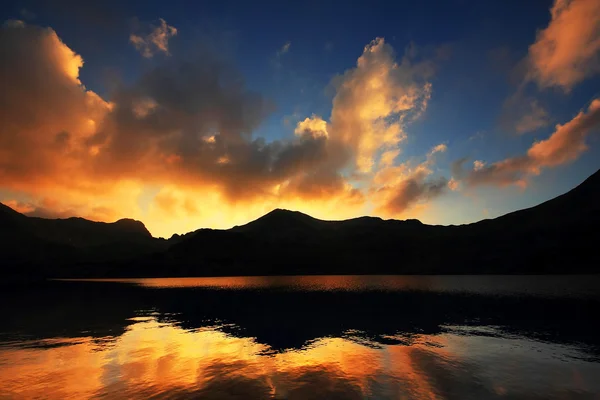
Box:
left=57, top=275, right=600, bottom=297
left=1, top=276, right=599, bottom=399
left=1, top=318, right=599, bottom=399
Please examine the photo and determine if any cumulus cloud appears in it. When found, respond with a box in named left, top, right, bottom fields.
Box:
left=0, top=24, right=442, bottom=235
left=130, top=18, right=177, bottom=58
left=328, top=38, right=433, bottom=173
left=473, top=160, right=485, bottom=171
left=527, top=0, right=600, bottom=91
left=447, top=178, right=460, bottom=191
left=456, top=99, right=600, bottom=187
left=0, top=22, right=112, bottom=194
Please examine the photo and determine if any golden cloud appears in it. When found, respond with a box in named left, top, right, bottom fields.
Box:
left=328, top=38, right=432, bottom=173
left=0, top=24, right=443, bottom=236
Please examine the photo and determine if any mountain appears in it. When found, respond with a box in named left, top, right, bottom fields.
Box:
left=1, top=168, right=599, bottom=281
left=157, top=168, right=600, bottom=276
left=0, top=206, right=167, bottom=282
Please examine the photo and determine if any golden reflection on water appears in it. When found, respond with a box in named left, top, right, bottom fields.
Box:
left=1, top=318, right=598, bottom=399
left=58, top=275, right=436, bottom=290
left=56, top=275, right=600, bottom=297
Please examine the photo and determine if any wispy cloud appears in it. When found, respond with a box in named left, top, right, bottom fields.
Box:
left=278, top=41, right=291, bottom=55
left=501, top=93, right=550, bottom=135
left=130, top=18, right=177, bottom=58
left=273, top=41, right=291, bottom=68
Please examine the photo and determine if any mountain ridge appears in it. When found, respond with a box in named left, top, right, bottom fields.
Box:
left=1, top=168, right=599, bottom=281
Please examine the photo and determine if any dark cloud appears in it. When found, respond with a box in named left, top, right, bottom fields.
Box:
left=378, top=175, right=448, bottom=215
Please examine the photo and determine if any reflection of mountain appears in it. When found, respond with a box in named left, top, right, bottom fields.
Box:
left=2, top=280, right=598, bottom=357
left=1, top=168, right=599, bottom=279
left=4, top=296, right=596, bottom=400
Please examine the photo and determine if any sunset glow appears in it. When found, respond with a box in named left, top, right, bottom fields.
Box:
left=1, top=0, right=599, bottom=237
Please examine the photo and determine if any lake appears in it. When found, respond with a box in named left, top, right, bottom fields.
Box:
left=0, top=275, right=599, bottom=399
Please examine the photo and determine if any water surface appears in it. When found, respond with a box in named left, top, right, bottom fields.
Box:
left=1, top=275, right=599, bottom=399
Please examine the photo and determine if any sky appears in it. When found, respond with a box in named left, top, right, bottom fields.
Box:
left=0, top=0, right=599, bottom=238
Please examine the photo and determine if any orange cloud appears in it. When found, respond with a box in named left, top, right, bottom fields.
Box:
left=528, top=0, right=600, bottom=91
left=0, top=22, right=112, bottom=193
left=0, top=23, right=443, bottom=237
left=456, top=99, right=600, bottom=187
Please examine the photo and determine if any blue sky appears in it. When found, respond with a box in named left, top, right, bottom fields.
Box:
left=1, top=0, right=599, bottom=235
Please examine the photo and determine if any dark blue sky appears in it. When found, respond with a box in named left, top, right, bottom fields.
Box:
left=1, top=0, right=599, bottom=235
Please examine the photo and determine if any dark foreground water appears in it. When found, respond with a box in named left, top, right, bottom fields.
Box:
left=0, top=276, right=599, bottom=399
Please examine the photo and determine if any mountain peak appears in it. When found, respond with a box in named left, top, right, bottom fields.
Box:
left=265, top=208, right=310, bottom=217
left=114, top=218, right=152, bottom=237
left=232, top=208, right=321, bottom=234
left=0, top=202, right=24, bottom=216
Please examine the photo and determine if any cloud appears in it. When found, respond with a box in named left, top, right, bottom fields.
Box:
left=429, top=144, right=447, bottom=155
left=527, top=0, right=600, bottom=91
left=278, top=41, right=291, bottom=55
left=20, top=8, right=36, bottom=20
left=501, top=92, right=550, bottom=134
left=0, top=24, right=442, bottom=236
left=514, top=100, right=550, bottom=134
left=272, top=41, right=291, bottom=68
left=5, top=198, right=118, bottom=221
left=3, top=200, right=35, bottom=214
left=294, top=116, right=329, bottom=138
left=447, top=178, right=460, bottom=191
left=130, top=18, right=177, bottom=58
left=497, top=0, right=598, bottom=137
left=457, top=99, right=600, bottom=187
left=373, top=144, right=448, bottom=216
left=328, top=38, right=433, bottom=173
left=0, top=21, right=112, bottom=194
left=376, top=173, right=447, bottom=216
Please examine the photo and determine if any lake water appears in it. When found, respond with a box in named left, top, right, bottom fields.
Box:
left=0, top=275, right=599, bottom=399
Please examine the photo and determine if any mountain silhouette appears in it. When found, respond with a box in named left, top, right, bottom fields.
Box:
left=0, top=206, right=167, bottom=282
left=1, top=168, right=599, bottom=281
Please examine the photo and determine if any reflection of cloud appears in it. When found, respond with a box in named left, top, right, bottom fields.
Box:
left=2, top=318, right=596, bottom=399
